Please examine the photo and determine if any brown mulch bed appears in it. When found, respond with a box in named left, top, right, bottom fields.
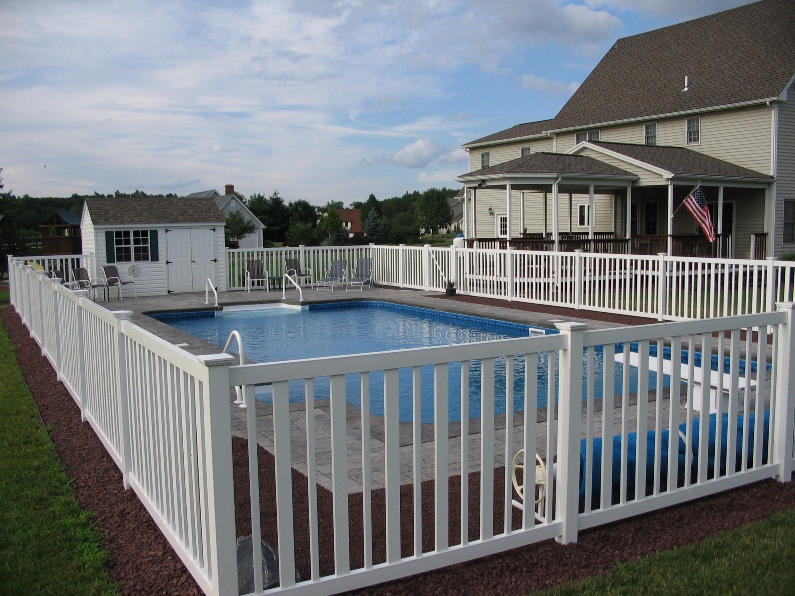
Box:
left=4, top=304, right=795, bottom=595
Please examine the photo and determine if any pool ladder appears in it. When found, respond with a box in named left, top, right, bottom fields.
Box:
left=224, top=330, right=247, bottom=408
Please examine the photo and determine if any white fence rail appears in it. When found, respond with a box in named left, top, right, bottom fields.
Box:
left=9, top=254, right=795, bottom=595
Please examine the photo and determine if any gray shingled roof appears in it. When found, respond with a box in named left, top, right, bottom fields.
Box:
left=553, top=0, right=795, bottom=131
left=84, top=197, right=225, bottom=226
left=184, top=189, right=221, bottom=199
left=464, top=119, right=554, bottom=148
left=587, top=142, right=774, bottom=180
left=457, top=152, right=636, bottom=180
left=463, top=0, right=795, bottom=145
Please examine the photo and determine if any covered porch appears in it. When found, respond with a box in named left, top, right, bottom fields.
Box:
left=457, top=143, right=774, bottom=258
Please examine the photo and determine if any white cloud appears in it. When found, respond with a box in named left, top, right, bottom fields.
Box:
left=387, top=139, right=446, bottom=168
left=418, top=169, right=463, bottom=185
left=584, top=0, right=754, bottom=20
left=521, top=75, right=581, bottom=95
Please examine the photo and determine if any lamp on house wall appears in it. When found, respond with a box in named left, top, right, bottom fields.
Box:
left=488, top=207, right=494, bottom=216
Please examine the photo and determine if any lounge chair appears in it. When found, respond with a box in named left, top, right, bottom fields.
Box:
left=101, top=265, right=137, bottom=300
left=346, top=258, right=373, bottom=291
left=284, top=258, right=312, bottom=287
left=315, top=260, right=347, bottom=291
left=48, top=269, right=65, bottom=284
left=245, top=260, right=269, bottom=292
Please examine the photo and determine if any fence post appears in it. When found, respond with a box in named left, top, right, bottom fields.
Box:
left=774, top=302, right=795, bottom=482
left=75, top=291, right=89, bottom=420
left=657, top=253, right=667, bottom=321
left=506, top=246, right=514, bottom=301
left=767, top=257, right=777, bottom=314
left=554, top=321, right=587, bottom=544
left=52, top=284, right=62, bottom=380
left=112, top=310, right=134, bottom=489
left=196, top=353, right=238, bottom=596
left=399, top=244, right=406, bottom=288
left=22, top=265, right=34, bottom=334
left=574, top=250, right=582, bottom=310
left=423, top=244, right=432, bottom=291
left=299, top=244, right=306, bottom=273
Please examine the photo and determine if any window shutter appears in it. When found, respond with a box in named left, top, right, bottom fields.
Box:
left=105, top=231, right=116, bottom=263
left=149, top=230, right=159, bottom=261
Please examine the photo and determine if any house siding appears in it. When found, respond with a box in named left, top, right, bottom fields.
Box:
left=776, top=85, right=795, bottom=256
left=576, top=147, right=662, bottom=186
left=93, top=225, right=168, bottom=297
left=468, top=137, right=555, bottom=171
left=80, top=206, right=96, bottom=265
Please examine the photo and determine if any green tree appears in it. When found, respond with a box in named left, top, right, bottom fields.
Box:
left=364, top=209, right=385, bottom=244
left=416, top=188, right=452, bottom=237
left=286, top=221, right=320, bottom=245
left=248, top=191, right=290, bottom=242
left=319, top=207, right=347, bottom=245
left=224, top=210, right=256, bottom=245
left=361, top=193, right=381, bottom=224
left=289, top=199, right=318, bottom=226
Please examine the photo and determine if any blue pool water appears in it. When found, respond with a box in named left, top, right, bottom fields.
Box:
left=153, top=302, right=660, bottom=422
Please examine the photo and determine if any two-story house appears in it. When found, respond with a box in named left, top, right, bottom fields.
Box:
left=457, top=0, right=795, bottom=258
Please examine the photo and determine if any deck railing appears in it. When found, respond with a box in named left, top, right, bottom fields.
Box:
left=9, top=256, right=795, bottom=595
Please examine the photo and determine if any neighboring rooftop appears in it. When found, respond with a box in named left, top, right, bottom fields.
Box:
left=83, top=197, right=225, bottom=226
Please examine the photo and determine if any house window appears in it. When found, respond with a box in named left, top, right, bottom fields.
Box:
left=645, top=123, right=657, bottom=145
left=785, top=200, right=795, bottom=244
left=521, top=146, right=532, bottom=157
left=497, top=215, right=508, bottom=238
left=687, top=117, right=700, bottom=144
left=481, top=152, right=490, bottom=169
left=115, top=230, right=150, bottom=262
left=576, top=130, right=600, bottom=143
left=644, top=202, right=658, bottom=234
left=578, top=204, right=590, bottom=227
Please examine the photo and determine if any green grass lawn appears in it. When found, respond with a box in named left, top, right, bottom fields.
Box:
left=0, top=292, right=116, bottom=595
left=542, top=509, right=795, bottom=594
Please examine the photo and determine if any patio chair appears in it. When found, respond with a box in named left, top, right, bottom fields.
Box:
left=315, top=259, right=347, bottom=291
left=245, top=259, right=269, bottom=292
left=284, top=258, right=312, bottom=287
left=66, top=267, right=108, bottom=301
left=48, top=269, right=65, bottom=284
left=346, top=257, right=373, bottom=291
left=101, top=265, right=137, bottom=300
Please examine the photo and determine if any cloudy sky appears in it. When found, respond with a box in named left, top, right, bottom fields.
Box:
left=0, top=0, right=752, bottom=204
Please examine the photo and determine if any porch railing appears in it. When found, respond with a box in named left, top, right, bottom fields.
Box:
left=9, top=255, right=795, bottom=595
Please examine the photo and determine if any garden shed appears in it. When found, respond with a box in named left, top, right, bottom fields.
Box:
left=81, top=197, right=227, bottom=296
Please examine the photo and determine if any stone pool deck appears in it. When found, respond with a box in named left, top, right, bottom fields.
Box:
left=112, top=285, right=708, bottom=494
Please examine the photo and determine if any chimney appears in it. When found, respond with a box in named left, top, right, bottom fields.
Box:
left=225, top=184, right=235, bottom=196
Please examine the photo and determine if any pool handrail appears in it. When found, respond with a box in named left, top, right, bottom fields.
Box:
left=282, top=272, right=304, bottom=302
left=223, top=330, right=246, bottom=408
left=205, top=278, right=218, bottom=307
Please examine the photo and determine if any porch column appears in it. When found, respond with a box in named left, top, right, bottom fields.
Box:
left=667, top=182, right=674, bottom=255
left=506, top=183, right=512, bottom=240
left=588, top=184, right=595, bottom=240
left=472, top=187, right=478, bottom=240
left=553, top=180, right=560, bottom=252
left=568, top=193, right=573, bottom=234
left=765, top=183, right=775, bottom=258
left=543, top=192, right=548, bottom=238
left=464, top=188, right=471, bottom=239
left=625, top=185, right=632, bottom=254
left=717, top=186, right=724, bottom=257
left=520, top=192, right=525, bottom=235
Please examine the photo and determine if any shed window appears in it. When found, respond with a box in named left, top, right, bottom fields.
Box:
left=105, top=229, right=159, bottom=263
left=687, top=117, right=700, bottom=144
left=785, top=200, right=795, bottom=245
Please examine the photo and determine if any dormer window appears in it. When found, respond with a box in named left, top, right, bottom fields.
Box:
left=576, top=130, right=600, bottom=143
left=687, top=117, right=700, bottom=144
left=645, top=123, right=657, bottom=145
left=521, top=146, right=532, bottom=157
left=481, top=152, right=490, bottom=169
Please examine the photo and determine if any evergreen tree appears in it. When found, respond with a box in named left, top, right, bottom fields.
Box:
left=363, top=209, right=385, bottom=244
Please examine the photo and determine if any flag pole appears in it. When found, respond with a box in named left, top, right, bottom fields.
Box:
left=670, top=180, right=702, bottom=218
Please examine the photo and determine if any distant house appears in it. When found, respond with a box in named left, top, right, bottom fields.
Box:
left=338, top=208, right=364, bottom=240
left=185, top=184, right=264, bottom=248
left=81, top=197, right=226, bottom=296
left=458, top=0, right=794, bottom=258
left=40, top=211, right=81, bottom=255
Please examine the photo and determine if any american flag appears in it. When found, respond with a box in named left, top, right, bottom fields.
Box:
left=683, top=184, right=716, bottom=243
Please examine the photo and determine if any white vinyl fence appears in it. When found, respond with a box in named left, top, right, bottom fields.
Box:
left=9, top=254, right=795, bottom=595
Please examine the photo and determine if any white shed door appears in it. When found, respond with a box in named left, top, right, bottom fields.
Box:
left=167, top=229, right=193, bottom=293
left=191, top=228, right=217, bottom=292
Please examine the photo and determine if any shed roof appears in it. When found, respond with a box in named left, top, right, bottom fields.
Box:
left=84, top=197, right=225, bottom=226
left=583, top=142, right=774, bottom=180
